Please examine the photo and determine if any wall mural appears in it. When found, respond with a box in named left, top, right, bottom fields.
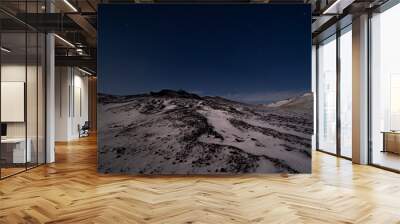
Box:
left=98, top=4, right=312, bottom=174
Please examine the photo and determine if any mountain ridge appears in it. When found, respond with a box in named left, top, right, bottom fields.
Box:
left=98, top=89, right=313, bottom=174
left=98, top=89, right=311, bottom=107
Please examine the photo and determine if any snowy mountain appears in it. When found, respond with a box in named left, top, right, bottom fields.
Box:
left=98, top=90, right=313, bottom=174
left=264, top=93, right=313, bottom=112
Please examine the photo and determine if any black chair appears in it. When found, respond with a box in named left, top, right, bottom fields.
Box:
left=79, top=121, right=90, bottom=138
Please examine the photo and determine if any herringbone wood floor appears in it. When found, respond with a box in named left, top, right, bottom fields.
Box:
left=1, top=135, right=400, bottom=224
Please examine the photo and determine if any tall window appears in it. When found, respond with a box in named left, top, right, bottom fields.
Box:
left=370, top=3, right=400, bottom=171
left=318, top=35, right=337, bottom=154
left=339, top=27, right=352, bottom=158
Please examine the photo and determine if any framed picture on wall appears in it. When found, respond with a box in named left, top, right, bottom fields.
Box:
left=97, top=4, right=313, bottom=175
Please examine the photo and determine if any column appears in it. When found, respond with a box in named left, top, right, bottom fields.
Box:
left=352, top=14, right=369, bottom=164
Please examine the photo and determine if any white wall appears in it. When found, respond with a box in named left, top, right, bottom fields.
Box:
left=55, top=67, right=89, bottom=141
left=1, top=82, right=25, bottom=122
left=1, top=63, right=46, bottom=164
left=1, top=64, right=25, bottom=132
left=1, top=65, right=27, bottom=140
left=1, top=65, right=40, bottom=137
left=55, top=67, right=70, bottom=141
left=72, top=73, right=89, bottom=138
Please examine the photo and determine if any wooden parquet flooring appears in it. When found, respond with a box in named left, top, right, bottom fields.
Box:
left=1, top=135, right=400, bottom=223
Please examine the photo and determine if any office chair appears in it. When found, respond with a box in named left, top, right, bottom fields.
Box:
left=79, top=121, right=90, bottom=138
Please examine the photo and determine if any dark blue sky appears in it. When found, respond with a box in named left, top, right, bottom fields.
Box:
left=98, top=4, right=311, bottom=104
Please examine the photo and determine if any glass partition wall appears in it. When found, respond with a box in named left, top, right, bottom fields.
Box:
left=370, top=2, right=400, bottom=171
left=316, top=26, right=352, bottom=159
left=0, top=4, right=46, bottom=179
left=0, top=31, right=27, bottom=177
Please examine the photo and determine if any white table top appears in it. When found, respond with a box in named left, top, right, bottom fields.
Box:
left=1, top=138, right=29, bottom=143
left=381, top=131, right=400, bottom=134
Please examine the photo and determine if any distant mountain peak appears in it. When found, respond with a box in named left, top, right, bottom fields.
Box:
left=150, top=89, right=202, bottom=99
left=264, top=92, right=313, bottom=112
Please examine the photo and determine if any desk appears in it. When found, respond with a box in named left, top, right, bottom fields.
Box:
left=382, top=131, right=400, bottom=154
left=1, top=138, right=31, bottom=163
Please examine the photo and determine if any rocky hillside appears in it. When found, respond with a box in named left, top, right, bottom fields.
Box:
left=98, top=90, right=313, bottom=174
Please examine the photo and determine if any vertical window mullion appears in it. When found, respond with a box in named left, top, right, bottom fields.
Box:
left=367, top=12, right=373, bottom=165
left=336, top=30, right=341, bottom=157
left=36, top=0, right=39, bottom=167
left=316, top=44, right=320, bottom=151
left=0, top=22, right=2, bottom=179
left=25, top=0, right=28, bottom=171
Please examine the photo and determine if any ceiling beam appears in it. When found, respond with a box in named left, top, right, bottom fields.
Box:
left=55, top=55, right=96, bottom=73
left=67, top=13, right=97, bottom=40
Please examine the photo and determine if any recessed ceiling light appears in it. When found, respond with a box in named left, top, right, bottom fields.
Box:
left=54, top=34, right=75, bottom=48
left=63, top=0, right=78, bottom=12
left=322, top=0, right=353, bottom=15
left=1, top=47, right=11, bottom=53
left=78, top=67, right=93, bottom=76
